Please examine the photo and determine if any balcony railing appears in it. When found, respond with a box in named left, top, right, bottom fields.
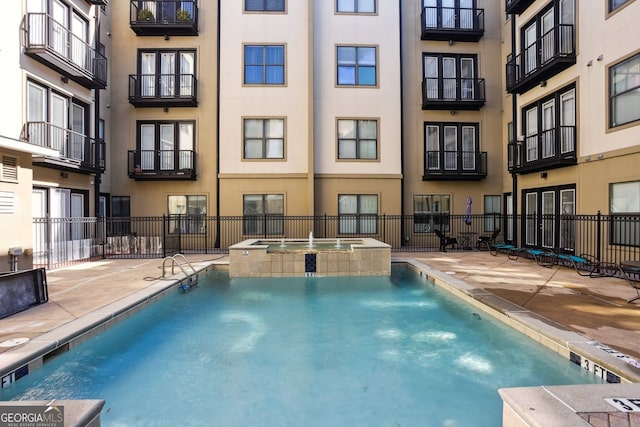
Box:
left=508, top=126, right=576, bottom=174
left=128, top=74, right=198, bottom=107
left=421, top=6, right=484, bottom=41
left=423, top=150, right=487, bottom=180
left=85, top=0, right=108, bottom=5
left=130, top=0, right=198, bottom=36
left=422, top=77, right=486, bottom=110
left=22, top=13, right=107, bottom=89
left=506, top=24, right=575, bottom=94
left=128, top=150, right=196, bottom=180
left=25, top=122, right=105, bottom=172
left=505, top=0, right=536, bottom=15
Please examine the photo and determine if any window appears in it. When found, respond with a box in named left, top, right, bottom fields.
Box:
left=244, top=45, right=285, bottom=85
left=138, top=49, right=196, bottom=98
left=422, top=0, right=476, bottom=30
left=168, top=195, right=206, bottom=234
left=424, top=122, right=479, bottom=172
left=522, top=185, right=575, bottom=249
left=483, top=195, right=501, bottom=232
left=610, top=181, right=640, bottom=246
left=245, top=0, right=285, bottom=11
left=423, top=54, right=478, bottom=101
left=137, top=121, right=194, bottom=172
left=413, top=194, right=450, bottom=233
left=338, top=195, right=378, bottom=234
left=522, top=85, right=576, bottom=162
left=243, top=118, right=284, bottom=159
left=337, top=119, right=378, bottom=159
left=337, top=46, right=377, bottom=86
left=243, top=194, right=284, bottom=235
left=337, top=0, right=376, bottom=13
left=610, top=54, right=640, bottom=127
left=110, top=196, right=131, bottom=236
left=609, top=0, right=631, bottom=12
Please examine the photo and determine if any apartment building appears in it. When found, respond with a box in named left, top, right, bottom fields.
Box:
left=0, top=0, right=108, bottom=269
left=502, top=0, right=640, bottom=248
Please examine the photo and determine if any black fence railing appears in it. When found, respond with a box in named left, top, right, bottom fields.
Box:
left=31, top=214, right=640, bottom=270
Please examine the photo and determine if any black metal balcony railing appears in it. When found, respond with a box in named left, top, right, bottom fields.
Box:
left=130, top=0, right=198, bottom=36
left=506, top=24, right=576, bottom=94
left=423, top=150, right=487, bottom=180
left=421, top=6, right=484, bottom=41
left=422, top=77, right=486, bottom=110
left=22, top=13, right=107, bottom=89
left=505, top=0, right=536, bottom=15
left=128, top=74, right=198, bottom=107
left=25, top=121, right=105, bottom=172
left=85, top=0, right=108, bottom=5
left=128, top=150, right=196, bottom=180
left=508, top=125, right=576, bottom=174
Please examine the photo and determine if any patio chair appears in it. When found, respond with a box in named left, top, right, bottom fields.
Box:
left=434, top=229, right=458, bottom=252
left=521, top=248, right=559, bottom=268
left=477, top=229, right=500, bottom=251
left=489, top=241, right=522, bottom=259
left=554, top=251, right=603, bottom=277
left=619, top=263, right=640, bottom=304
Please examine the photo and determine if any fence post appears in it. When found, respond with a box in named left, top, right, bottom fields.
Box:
left=596, top=210, right=601, bottom=261
left=46, top=214, right=52, bottom=270
left=162, top=214, right=167, bottom=258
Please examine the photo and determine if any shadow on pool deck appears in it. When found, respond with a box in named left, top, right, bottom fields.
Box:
left=1, top=251, right=639, bottom=361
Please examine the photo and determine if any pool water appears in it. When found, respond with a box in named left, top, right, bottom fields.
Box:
left=1, top=266, right=602, bottom=426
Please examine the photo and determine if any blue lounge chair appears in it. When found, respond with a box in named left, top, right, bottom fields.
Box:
left=619, top=262, right=640, bottom=303
left=555, top=252, right=603, bottom=277
left=523, top=248, right=559, bottom=268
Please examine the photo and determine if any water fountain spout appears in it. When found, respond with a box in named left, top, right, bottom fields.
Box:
left=280, top=238, right=286, bottom=247
left=308, top=231, right=314, bottom=248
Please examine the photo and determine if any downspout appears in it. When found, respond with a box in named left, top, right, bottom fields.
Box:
left=510, top=14, right=518, bottom=246
left=94, top=7, right=101, bottom=218
left=214, top=0, right=221, bottom=248
left=398, top=0, right=406, bottom=245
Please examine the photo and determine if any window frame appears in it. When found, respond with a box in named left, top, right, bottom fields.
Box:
left=168, top=195, right=207, bottom=235
left=609, top=181, right=640, bottom=247
left=136, top=49, right=197, bottom=99
left=242, top=194, right=285, bottom=236
left=243, top=117, right=286, bottom=160
left=336, top=0, right=377, bottom=14
left=136, top=120, right=195, bottom=172
left=609, top=53, right=640, bottom=128
left=423, top=122, right=480, bottom=172
left=609, top=0, right=632, bottom=13
left=338, top=194, right=378, bottom=234
left=336, top=45, right=378, bottom=87
left=413, top=194, right=451, bottom=233
left=336, top=118, right=379, bottom=160
left=244, top=0, right=286, bottom=12
left=422, top=53, right=479, bottom=101
left=243, top=44, right=286, bottom=86
left=483, top=195, right=501, bottom=233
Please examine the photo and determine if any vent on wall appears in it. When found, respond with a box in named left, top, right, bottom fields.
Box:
left=1, top=154, right=18, bottom=182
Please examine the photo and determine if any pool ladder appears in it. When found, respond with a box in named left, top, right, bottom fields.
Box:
left=162, top=254, right=199, bottom=291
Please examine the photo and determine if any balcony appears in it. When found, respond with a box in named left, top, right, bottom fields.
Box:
left=506, top=24, right=575, bottom=94
left=129, top=74, right=197, bottom=107
left=130, top=0, right=198, bottom=36
left=422, top=78, right=485, bottom=110
left=507, top=126, right=577, bottom=174
left=505, top=0, right=535, bottom=15
left=422, top=151, right=487, bottom=181
left=128, top=150, right=196, bottom=180
left=22, top=13, right=107, bottom=89
left=85, top=0, right=108, bottom=5
left=24, top=122, right=105, bottom=173
left=421, top=6, right=484, bottom=42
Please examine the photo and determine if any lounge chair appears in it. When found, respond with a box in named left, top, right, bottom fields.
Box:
left=554, top=251, right=603, bottom=277
left=619, top=262, right=640, bottom=303
left=477, top=229, right=500, bottom=251
left=489, top=242, right=521, bottom=259
left=522, top=248, right=559, bottom=268
left=434, top=229, right=458, bottom=252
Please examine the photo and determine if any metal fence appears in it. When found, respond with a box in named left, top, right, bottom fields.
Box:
left=32, top=213, right=640, bottom=270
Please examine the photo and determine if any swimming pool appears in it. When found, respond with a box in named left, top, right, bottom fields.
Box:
left=0, top=266, right=602, bottom=426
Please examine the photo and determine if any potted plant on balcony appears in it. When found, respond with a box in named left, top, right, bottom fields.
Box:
left=134, top=165, right=142, bottom=174
left=137, top=8, right=154, bottom=22
left=176, top=9, right=191, bottom=21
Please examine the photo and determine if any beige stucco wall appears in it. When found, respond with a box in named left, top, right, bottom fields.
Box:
left=218, top=176, right=310, bottom=217
left=401, top=0, right=505, bottom=217
left=108, top=1, right=219, bottom=217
